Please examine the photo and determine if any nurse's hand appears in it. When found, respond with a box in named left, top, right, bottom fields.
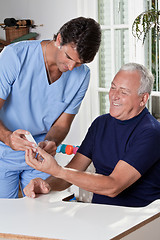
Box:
left=8, top=129, right=37, bottom=151
left=38, top=140, right=57, bottom=156
left=24, top=177, right=51, bottom=198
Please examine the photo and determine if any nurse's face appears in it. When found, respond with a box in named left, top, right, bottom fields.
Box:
left=56, top=43, right=82, bottom=72
left=109, top=70, right=147, bottom=121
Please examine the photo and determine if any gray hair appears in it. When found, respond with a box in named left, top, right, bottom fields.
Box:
left=119, top=63, right=154, bottom=95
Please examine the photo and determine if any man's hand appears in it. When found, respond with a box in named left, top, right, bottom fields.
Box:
left=25, top=147, right=61, bottom=176
left=38, top=140, right=57, bottom=156
left=23, top=178, right=51, bottom=198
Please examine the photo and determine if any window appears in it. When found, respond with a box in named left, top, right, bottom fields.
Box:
left=144, top=0, right=160, bottom=119
left=98, top=0, right=130, bottom=115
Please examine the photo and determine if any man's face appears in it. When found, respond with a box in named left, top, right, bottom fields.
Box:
left=109, top=70, right=145, bottom=121
left=56, top=43, right=82, bottom=72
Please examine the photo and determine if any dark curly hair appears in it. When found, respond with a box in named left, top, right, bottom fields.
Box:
left=53, top=17, right=101, bottom=63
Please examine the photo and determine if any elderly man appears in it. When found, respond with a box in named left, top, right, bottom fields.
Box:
left=24, top=63, right=160, bottom=207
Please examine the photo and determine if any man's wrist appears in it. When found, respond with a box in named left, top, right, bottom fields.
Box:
left=56, top=165, right=62, bottom=178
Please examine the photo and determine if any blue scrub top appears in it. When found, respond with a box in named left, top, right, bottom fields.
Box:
left=0, top=40, right=90, bottom=164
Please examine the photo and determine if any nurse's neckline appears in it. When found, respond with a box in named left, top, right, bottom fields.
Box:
left=42, top=40, right=62, bottom=84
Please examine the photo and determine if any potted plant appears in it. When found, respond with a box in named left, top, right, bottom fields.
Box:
left=132, top=8, right=160, bottom=43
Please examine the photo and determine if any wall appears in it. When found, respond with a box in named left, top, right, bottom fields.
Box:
left=0, top=0, right=77, bottom=40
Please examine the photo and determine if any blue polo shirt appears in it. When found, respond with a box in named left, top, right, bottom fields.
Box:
left=78, top=108, right=160, bottom=207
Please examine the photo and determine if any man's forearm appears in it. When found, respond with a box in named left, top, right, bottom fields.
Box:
left=55, top=166, right=116, bottom=197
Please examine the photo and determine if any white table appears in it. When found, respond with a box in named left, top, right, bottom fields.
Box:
left=0, top=190, right=160, bottom=240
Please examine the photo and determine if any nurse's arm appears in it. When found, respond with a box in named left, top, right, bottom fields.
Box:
left=0, top=98, right=11, bottom=144
left=0, top=98, right=36, bottom=151
left=38, top=112, right=75, bottom=156
left=44, top=112, right=75, bottom=146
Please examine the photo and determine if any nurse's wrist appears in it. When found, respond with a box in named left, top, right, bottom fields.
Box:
left=4, top=130, right=12, bottom=147
left=44, top=138, right=58, bottom=146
